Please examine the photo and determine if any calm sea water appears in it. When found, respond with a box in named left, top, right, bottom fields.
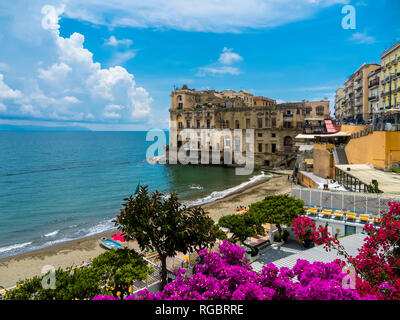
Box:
left=0, top=131, right=263, bottom=258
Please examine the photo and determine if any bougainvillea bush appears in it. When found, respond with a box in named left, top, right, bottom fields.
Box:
left=292, top=203, right=400, bottom=300
left=93, top=241, right=374, bottom=300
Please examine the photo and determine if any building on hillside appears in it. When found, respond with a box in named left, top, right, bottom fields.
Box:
left=340, top=63, right=381, bottom=124
left=367, top=67, right=381, bottom=119
left=303, top=101, right=330, bottom=134
left=334, top=88, right=346, bottom=123
left=253, top=96, right=276, bottom=107
left=378, top=41, right=400, bottom=128
left=167, top=85, right=326, bottom=168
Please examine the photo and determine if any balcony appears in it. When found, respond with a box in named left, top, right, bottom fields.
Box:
left=368, top=80, right=380, bottom=88
left=368, top=95, right=378, bottom=101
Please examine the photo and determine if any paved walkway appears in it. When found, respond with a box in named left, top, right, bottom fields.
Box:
left=250, top=240, right=307, bottom=272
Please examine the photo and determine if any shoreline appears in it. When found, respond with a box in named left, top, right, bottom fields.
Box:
left=0, top=172, right=292, bottom=289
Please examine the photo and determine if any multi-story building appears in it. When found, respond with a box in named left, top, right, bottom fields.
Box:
left=378, top=41, right=400, bottom=127
left=168, top=85, right=311, bottom=168
left=303, top=101, right=330, bottom=134
left=334, top=88, right=346, bottom=123
left=367, top=67, right=381, bottom=118
left=253, top=96, right=276, bottom=107
left=342, top=63, right=381, bottom=124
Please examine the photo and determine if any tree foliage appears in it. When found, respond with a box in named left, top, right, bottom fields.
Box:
left=248, top=195, right=305, bottom=238
left=5, top=248, right=151, bottom=300
left=218, top=210, right=264, bottom=256
left=115, top=186, right=221, bottom=288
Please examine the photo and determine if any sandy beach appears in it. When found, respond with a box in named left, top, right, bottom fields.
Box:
left=0, top=172, right=292, bottom=289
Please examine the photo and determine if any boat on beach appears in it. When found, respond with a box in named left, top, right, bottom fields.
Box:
left=99, top=237, right=122, bottom=250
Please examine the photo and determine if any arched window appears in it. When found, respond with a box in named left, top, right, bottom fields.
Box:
left=283, top=136, right=293, bottom=146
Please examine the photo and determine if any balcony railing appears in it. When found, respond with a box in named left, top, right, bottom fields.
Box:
left=368, top=80, right=379, bottom=88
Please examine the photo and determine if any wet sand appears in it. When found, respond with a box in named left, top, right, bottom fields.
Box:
left=0, top=173, right=292, bottom=289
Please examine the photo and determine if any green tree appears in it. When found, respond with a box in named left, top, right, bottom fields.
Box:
left=91, top=248, right=152, bottom=297
left=5, top=248, right=152, bottom=300
left=248, top=195, right=305, bottom=240
left=184, top=206, right=226, bottom=255
left=115, top=186, right=218, bottom=288
left=218, top=210, right=265, bottom=256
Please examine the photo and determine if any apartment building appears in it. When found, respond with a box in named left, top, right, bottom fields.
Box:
left=304, top=101, right=330, bottom=134
left=378, top=41, right=400, bottom=127
left=335, top=63, right=380, bottom=124
left=334, top=88, right=346, bottom=123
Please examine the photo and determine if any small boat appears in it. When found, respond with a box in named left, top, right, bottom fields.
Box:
left=189, top=184, right=203, bottom=190
left=99, top=237, right=122, bottom=250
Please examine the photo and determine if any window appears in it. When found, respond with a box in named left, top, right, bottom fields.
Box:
left=178, top=122, right=183, bottom=129
left=177, top=95, right=182, bottom=101
left=306, top=108, right=312, bottom=115
left=258, top=143, right=263, bottom=152
left=257, top=118, right=263, bottom=128
left=283, top=122, right=292, bottom=128
left=271, top=133, right=276, bottom=138
left=264, top=160, right=270, bottom=166
left=316, top=106, right=324, bottom=115
left=271, top=118, right=276, bottom=127
left=257, top=133, right=262, bottom=137
left=235, top=120, right=240, bottom=129
left=206, top=119, right=210, bottom=129
left=297, top=122, right=303, bottom=129
left=225, top=120, right=229, bottom=128
left=186, top=120, right=190, bottom=128
left=271, top=144, right=276, bottom=153
left=246, top=119, right=250, bottom=128
left=178, top=103, right=183, bottom=109
left=235, top=138, right=241, bottom=152
left=265, top=118, right=270, bottom=127
left=196, top=120, right=200, bottom=128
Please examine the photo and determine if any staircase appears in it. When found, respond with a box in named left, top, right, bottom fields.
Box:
left=333, top=147, right=348, bottom=165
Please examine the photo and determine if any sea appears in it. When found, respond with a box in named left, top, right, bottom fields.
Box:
left=0, top=131, right=269, bottom=258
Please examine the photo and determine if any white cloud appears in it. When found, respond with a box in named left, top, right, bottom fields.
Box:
left=63, top=0, right=349, bottom=33
left=0, top=103, right=6, bottom=112
left=0, top=74, right=23, bottom=99
left=105, top=35, right=133, bottom=47
left=109, top=50, right=137, bottom=66
left=0, top=3, right=152, bottom=124
left=218, top=47, right=243, bottom=65
left=63, top=96, right=80, bottom=104
left=0, top=62, right=8, bottom=72
left=197, top=47, right=242, bottom=76
left=349, top=32, right=376, bottom=45
left=197, top=66, right=241, bottom=76
left=38, top=62, right=72, bottom=82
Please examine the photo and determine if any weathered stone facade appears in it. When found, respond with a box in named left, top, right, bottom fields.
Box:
left=168, top=85, right=309, bottom=168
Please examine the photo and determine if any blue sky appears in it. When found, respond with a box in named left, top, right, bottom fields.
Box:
left=0, top=0, right=399, bottom=130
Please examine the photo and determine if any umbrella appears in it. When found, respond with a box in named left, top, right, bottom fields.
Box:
left=112, top=232, right=131, bottom=242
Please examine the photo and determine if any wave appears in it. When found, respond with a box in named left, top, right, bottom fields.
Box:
left=44, top=230, right=59, bottom=237
left=183, top=172, right=274, bottom=207
left=0, top=173, right=273, bottom=258
left=0, top=242, right=32, bottom=253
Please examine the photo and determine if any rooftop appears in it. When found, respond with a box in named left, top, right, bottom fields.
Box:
left=254, top=233, right=367, bottom=270
left=335, top=164, right=400, bottom=195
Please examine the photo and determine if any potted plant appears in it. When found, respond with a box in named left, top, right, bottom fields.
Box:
left=292, top=216, right=316, bottom=248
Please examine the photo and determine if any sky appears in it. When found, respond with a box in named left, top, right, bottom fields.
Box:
left=0, top=0, right=399, bottom=131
